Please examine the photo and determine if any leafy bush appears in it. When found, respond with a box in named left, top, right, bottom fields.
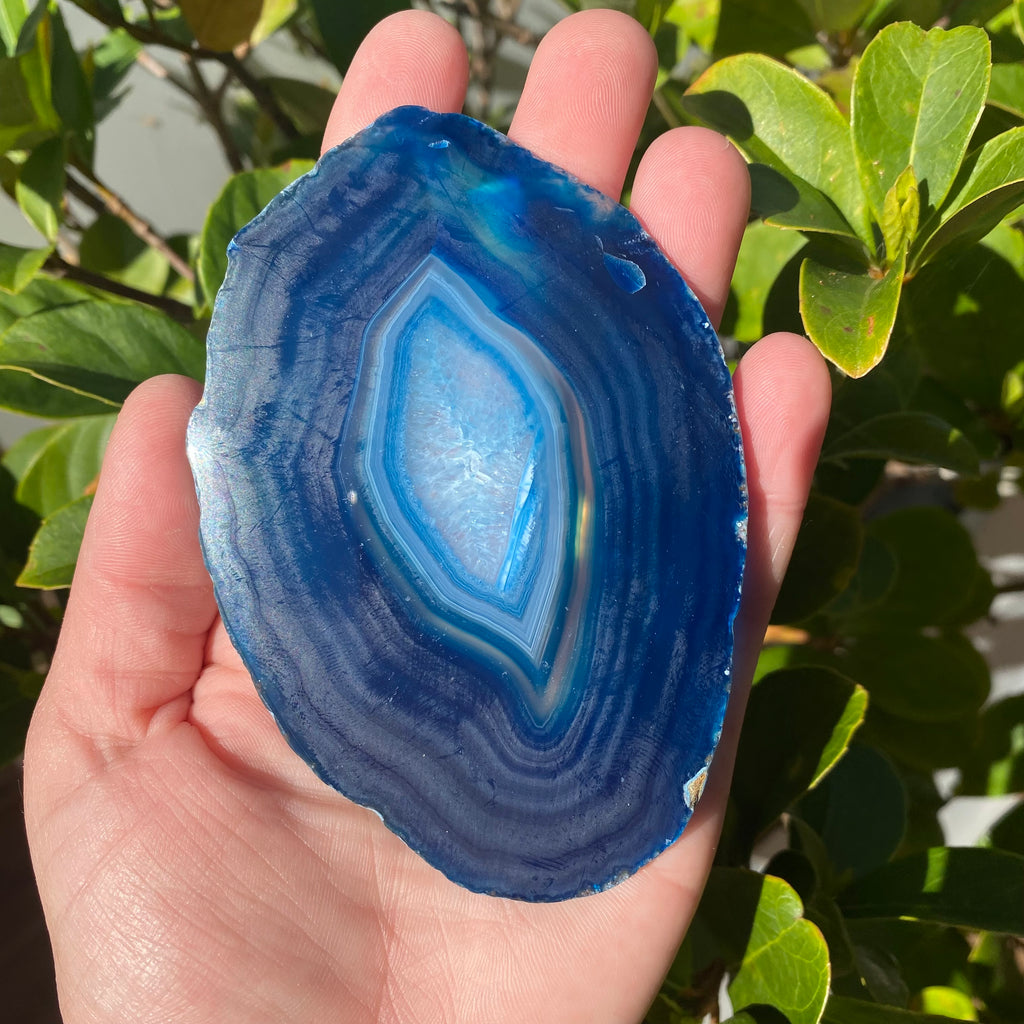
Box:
left=1, top=1, right=1023, bottom=1022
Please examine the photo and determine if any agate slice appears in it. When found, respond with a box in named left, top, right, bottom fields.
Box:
left=187, top=106, right=746, bottom=901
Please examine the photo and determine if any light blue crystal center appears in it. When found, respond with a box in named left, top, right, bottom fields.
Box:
left=341, top=255, right=592, bottom=712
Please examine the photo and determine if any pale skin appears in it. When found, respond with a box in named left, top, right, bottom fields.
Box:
left=24, top=10, right=832, bottom=1024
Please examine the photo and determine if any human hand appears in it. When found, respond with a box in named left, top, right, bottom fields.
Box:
left=25, top=10, right=830, bottom=1023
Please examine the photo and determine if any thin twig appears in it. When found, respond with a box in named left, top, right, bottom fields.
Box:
left=66, top=170, right=195, bottom=283
left=71, top=0, right=300, bottom=140
left=44, top=255, right=195, bottom=322
left=435, top=0, right=540, bottom=46
left=185, top=55, right=245, bottom=172
left=134, top=48, right=195, bottom=100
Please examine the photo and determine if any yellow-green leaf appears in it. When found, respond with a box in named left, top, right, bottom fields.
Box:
left=179, top=0, right=264, bottom=51
left=684, top=54, right=871, bottom=244
left=799, top=245, right=906, bottom=377
left=851, top=23, right=990, bottom=219
left=14, top=136, right=64, bottom=242
left=880, top=165, right=920, bottom=265
left=0, top=241, right=50, bottom=293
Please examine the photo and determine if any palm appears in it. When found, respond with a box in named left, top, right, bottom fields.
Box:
left=25, top=11, right=830, bottom=1024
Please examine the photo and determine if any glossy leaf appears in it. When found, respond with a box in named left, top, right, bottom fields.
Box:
left=734, top=667, right=868, bottom=840
left=197, top=160, right=314, bottom=312
left=835, top=631, right=989, bottom=723
left=917, top=987, right=977, bottom=1020
left=988, top=62, right=1024, bottom=118
left=14, top=136, right=64, bottom=242
left=822, top=994, right=968, bottom=1023
left=852, top=23, right=990, bottom=219
left=0, top=274, right=92, bottom=333
left=839, top=847, right=1024, bottom=934
left=715, top=0, right=815, bottom=57
left=309, top=0, right=408, bottom=73
left=749, top=163, right=861, bottom=240
left=0, top=300, right=205, bottom=408
left=821, top=411, right=980, bottom=474
left=915, top=126, right=1024, bottom=267
left=700, top=868, right=831, bottom=1024
left=179, top=0, right=263, bottom=51
left=863, top=708, right=980, bottom=772
left=5, top=415, right=114, bottom=517
left=799, top=745, right=906, bottom=880
left=0, top=241, right=50, bottom=293
left=17, top=493, right=92, bottom=588
left=799, top=245, right=906, bottom=377
left=684, top=55, right=871, bottom=243
left=772, top=492, right=863, bottom=624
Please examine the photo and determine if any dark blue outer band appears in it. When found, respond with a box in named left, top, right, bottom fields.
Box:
left=187, top=106, right=747, bottom=901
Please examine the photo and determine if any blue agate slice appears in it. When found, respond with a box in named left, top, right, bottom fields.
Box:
left=187, top=106, right=746, bottom=901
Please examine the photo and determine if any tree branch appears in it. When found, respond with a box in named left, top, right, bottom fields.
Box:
left=184, top=55, right=246, bottom=172
left=65, top=170, right=195, bottom=283
left=223, top=51, right=300, bottom=140
left=44, top=255, right=195, bottom=322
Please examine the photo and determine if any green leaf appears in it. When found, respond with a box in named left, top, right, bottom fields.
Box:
left=988, top=62, right=1024, bottom=118
left=5, top=414, right=114, bottom=517
left=0, top=299, right=205, bottom=408
left=700, top=868, right=831, bottom=1024
left=957, top=694, right=1024, bottom=796
left=684, top=54, right=871, bottom=244
left=821, top=411, right=980, bottom=473
left=251, top=0, right=298, bottom=47
left=772, top=492, right=863, bottom=624
left=197, top=160, right=314, bottom=313
left=990, top=801, right=1024, bottom=854
left=49, top=3, right=95, bottom=166
left=749, top=163, right=860, bottom=240
left=86, top=28, right=141, bottom=123
left=0, top=23, right=59, bottom=153
left=914, top=126, right=1024, bottom=267
left=733, top=667, right=868, bottom=840
left=851, top=23, right=991, bottom=220
left=853, top=506, right=990, bottom=630
left=14, top=136, right=65, bottom=242
left=823, top=994, right=969, bottom=1023
left=179, top=0, right=264, bottom=51
left=10, top=0, right=45, bottom=58
left=903, top=243, right=1024, bottom=410
left=839, top=847, right=1024, bottom=934
left=715, top=0, right=816, bottom=59
left=309, top=0, right=408, bottom=73
left=17, top=493, right=93, bottom=588
left=0, top=0, right=29, bottom=54
left=792, top=0, right=876, bottom=30
left=0, top=241, right=50, bottom=293
left=79, top=214, right=170, bottom=295
left=917, top=987, right=977, bottom=1020
left=799, top=745, right=906, bottom=880
left=263, top=77, right=338, bottom=136
left=833, top=631, right=989, bottom=722
left=863, top=708, right=980, bottom=771
left=0, top=273, right=92, bottom=333
left=799, top=245, right=906, bottom=377
left=724, top=220, right=805, bottom=343
left=880, top=165, right=920, bottom=264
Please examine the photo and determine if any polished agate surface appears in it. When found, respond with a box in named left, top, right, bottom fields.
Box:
left=187, top=106, right=746, bottom=901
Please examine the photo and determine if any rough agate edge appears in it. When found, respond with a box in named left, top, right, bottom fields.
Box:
left=186, top=106, right=747, bottom=901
